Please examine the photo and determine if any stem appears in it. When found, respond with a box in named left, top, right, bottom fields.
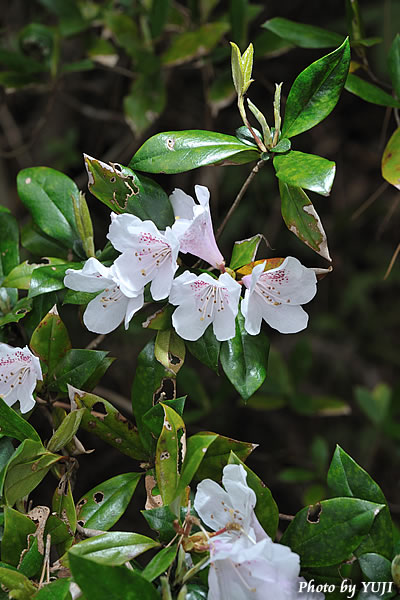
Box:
left=86, top=333, right=105, bottom=350
left=238, top=96, right=266, bottom=152
left=216, top=159, right=265, bottom=240
left=384, top=241, right=400, bottom=280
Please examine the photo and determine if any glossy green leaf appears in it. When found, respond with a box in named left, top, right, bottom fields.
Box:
left=21, top=220, right=68, bottom=259
left=0, top=566, right=36, bottom=599
left=48, top=349, right=113, bottom=393
left=0, top=397, right=41, bottom=442
left=143, top=397, right=186, bottom=438
left=124, top=73, right=166, bottom=136
left=68, top=531, right=159, bottom=565
left=17, top=167, right=80, bottom=248
left=274, top=151, right=336, bottom=196
left=281, top=497, right=384, bottom=567
left=0, top=438, right=14, bottom=470
left=228, top=451, right=279, bottom=539
left=44, top=514, right=71, bottom=546
left=220, top=310, right=269, bottom=400
left=131, top=339, right=175, bottom=452
left=282, top=38, right=350, bottom=138
left=0, top=296, right=32, bottom=327
left=230, top=234, right=262, bottom=270
left=84, top=155, right=174, bottom=230
left=176, top=432, right=217, bottom=497
left=30, top=305, right=72, bottom=377
left=279, top=181, right=331, bottom=260
left=195, top=434, right=256, bottom=482
left=69, top=554, right=159, bottom=600
left=142, top=544, right=178, bottom=582
left=17, top=534, right=43, bottom=578
left=76, top=472, right=142, bottom=531
left=185, top=325, right=221, bottom=374
left=235, top=125, right=262, bottom=148
left=388, top=34, right=400, bottom=99
left=155, top=404, right=185, bottom=505
left=345, top=74, right=400, bottom=108
left=141, top=504, right=180, bottom=544
left=28, top=262, right=82, bottom=298
left=3, top=439, right=60, bottom=506
left=142, top=305, right=174, bottom=331
left=162, top=22, right=229, bottom=66
left=382, top=127, right=400, bottom=190
left=359, top=553, right=393, bottom=582
left=327, top=445, right=393, bottom=558
left=185, top=584, right=208, bottom=600
left=1, top=506, right=36, bottom=566
left=262, top=18, right=344, bottom=49
left=47, top=408, right=85, bottom=452
left=32, top=578, right=72, bottom=599
left=129, top=131, right=260, bottom=174
left=2, top=258, right=65, bottom=290
left=155, top=329, right=186, bottom=375
left=23, top=292, right=58, bottom=339
left=70, top=388, right=147, bottom=461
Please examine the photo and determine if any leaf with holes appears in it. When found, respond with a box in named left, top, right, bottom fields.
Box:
left=0, top=397, right=41, bottom=442
left=220, top=310, right=269, bottom=401
left=230, top=234, right=263, bottom=270
left=274, top=151, right=336, bottom=196
left=281, top=497, right=385, bottom=567
left=154, top=329, right=185, bottom=375
left=194, top=434, right=257, bottom=482
left=142, top=397, right=185, bottom=438
left=129, top=131, right=260, bottom=174
left=76, top=472, right=142, bottom=531
left=155, top=403, right=185, bottom=505
left=382, top=127, right=400, bottom=190
left=345, top=74, right=400, bottom=108
left=228, top=451, right=279, bottom=539
left=70, top=388, right=147, bottom=461
left=279, top=181, right=331, bottom=260
left=48, top=349, right=113, bottom=393
left=30, top=305, right=71, bottom=378
left=84, top=155, right=174, bottom=230
left=67, top=531, right=159, bottom=566
left=52, top=476, right=77, bottom=542
left=0, top=296, right=32, bottom=327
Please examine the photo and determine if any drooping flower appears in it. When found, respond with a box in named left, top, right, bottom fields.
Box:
left=107, top=213, right=180, bottom=300
left=169, top=271, right=241, bottom=341
left=170, top=185, right=225, bottom=270
left=241, top=257, right=317, bottom=335
left=0, top=344, right=42, bottom=413
left=194, top=464, right=324, bottom=600
left=64, top=257, right=143, bottom=334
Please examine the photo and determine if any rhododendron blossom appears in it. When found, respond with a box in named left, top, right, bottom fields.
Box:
left=241, top=257, right=317, bottom=335
left=64, top=257, right=143, bottom=334
left=170, top=185, right=225, bottom=270
left=108, top=213, right=180, bottom=300
left=0, top=343, right=42, bottom=413
left=169, top=271, right=241, bottom=341
left=194, top=464, right=324, bottom=600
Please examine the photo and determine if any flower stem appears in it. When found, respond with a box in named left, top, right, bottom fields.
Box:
left=216, top=159, right=265, bottom=240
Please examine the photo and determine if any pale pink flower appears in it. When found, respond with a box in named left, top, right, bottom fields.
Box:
left=0, top=344, right=42, bottom=413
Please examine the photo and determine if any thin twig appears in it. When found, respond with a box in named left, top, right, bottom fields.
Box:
left=351, top=181, right=389, bottom=221
left=85, top=333, right=105, bottom=350
left=384, top=241, right=400, bottom=280
left=216, top=159, right=264, bottom=240
left=279, top=513, right=294, bottom=521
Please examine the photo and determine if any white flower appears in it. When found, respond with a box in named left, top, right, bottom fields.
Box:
left=107, top=213, right=180, bottom=300
left=241, top=257, right=317, bottom=335
left=170, top=185, right=225, bottom=270
left=64, top=257, right=143, bottom=334
left=169, top=271, right=241, bottom=341
left=0, top=344, right=42, bottom=413
left=194, top=464, right=324, bottom=600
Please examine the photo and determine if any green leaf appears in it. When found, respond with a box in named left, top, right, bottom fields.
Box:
left=47, top=408, right=85, bottom=452
left=282, top=38, right=350, bottom=138
left=131, top=339, right=174, bottom=452
left=48, top=349, right=113, bottom=393
left=21, top=220, right=68, bottom=260
left=0, top=398, right=41, bottom=442
left=28, top=262, right=82, bottom=298
left=358, top=553, right=393, bottom=582
left=162, top=22, right=229, bottom=66
left=155, top=404, right=185, bottom=505
left=0, top=207, right=19, bottom=281
left=69, top=554, right=159, bottom=600
left=143, top=397, right=186, bottom=438
left=32, top=578, right=72, bottom=599
left=382, top=127, right=400, bottom=190
left=155, top=329, right=186, bottom=375
left=52, top=476, right=77, bottom=538
left=71, top=388, right=147, bottom=461
left=17, top=167, right=80, bottom=249
left=129, top=131, right=260, bottom=174
left=195, top=434, right=256, bottom=482
left=76, top=472, right=142, bottom=531
left=269, top=138, right=291, bottom=153
left=1, top=506, right=36, bottom=566
left=274, top=151, right=336, bottom=196
left=345, top=74, right=400, bottom=108
left=0, top=438, right=14, bottom=470
left=124, top=73, right=166, bottom=136
left=142, top=545, right=178, bottom=582
left=36, top=0, right=87, bottom=36
left=220, top=310, right=269, bottom=400
left=84, top=155, right=174, bottom=230
left=2, top=258, right=65, bottom=290
left=150, top=0, right=170, bottom=38
left=185, top=325, right=221, bottom=373
left=142, top=305, right=174, bottom=331
left=229, top=234, right=262, bottom=270
left=30, top=305, right=72, bottom=377
left=228, top=451, right=279, bottom=539
left=68, top=531, right=159, bottom=565
left=279, top=181, right=331, bottom=260
left=175, top=432, right=217, bottom=497
left=327, top=445, right=393, bottom=558
left=0, top=566, right=36, bottom=599
left=388, top=34, right=400, bottom=99
left=230, top=41, right=244, bottom=95
left=141, top=505, right=180, bottom=544
left=262, top=18, right=345, bottom=49
left=0, top=297, right=32, bottom=327
left=355, top=384, right=391, bottom=426
left=281, top=497, right=385, bottom=567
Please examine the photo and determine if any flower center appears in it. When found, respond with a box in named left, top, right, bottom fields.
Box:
left=255, top=272, right=290, bottom=306
left=191, top=281, right=229, bottom=321
left=100, top=285, right=123, bottom=307
left=134, top=233, right=172, bottom=277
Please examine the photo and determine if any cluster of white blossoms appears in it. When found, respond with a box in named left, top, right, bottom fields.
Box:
left=194, top=464, right=324, bottom=600
left=0, top=343, right=42, bottom=413
left=64, top=185, right=318, bottom=340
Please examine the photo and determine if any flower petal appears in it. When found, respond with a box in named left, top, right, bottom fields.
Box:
left=83, top=287, right=130, bottom=334
left=169, top=188, right=195, bottom=220
left=259, top=303, right=309, bottom=334
left=64, top=257, right=113, bottom=293
left=124, top=294, right=145, bottom=329
left=194, top=478, right=233, bottom=531
left=150, top=259, right=178, bottom=300
left=172, top=303, right=211, bottom=341
left=262, top=257, right=317, bottom=305
left=107, top=213, right=142, bottom=253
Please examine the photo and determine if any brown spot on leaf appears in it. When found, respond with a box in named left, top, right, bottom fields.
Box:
left=93, top=491, right=104, bottom=504
left=307, top=502, right=322, bottom=523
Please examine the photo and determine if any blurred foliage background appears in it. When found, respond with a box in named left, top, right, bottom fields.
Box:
left=1, top=0, right=400, bottom=532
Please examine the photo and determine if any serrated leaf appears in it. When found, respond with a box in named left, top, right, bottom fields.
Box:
left=279, top=181, right=331, bottom=260
left=282, top=38, right=350, bottom=138
left=345, top=74, right=400, bottom=108
left=262, top=18, right=344, bottom=49
left=274, top=151, right=336, bottom=196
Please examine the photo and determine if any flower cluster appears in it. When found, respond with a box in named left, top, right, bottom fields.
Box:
left=194, top=464, right=324, bottom=600
left=0, top=343, right=42, bottom=413
left=64, top=186, right=318, bottom=340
